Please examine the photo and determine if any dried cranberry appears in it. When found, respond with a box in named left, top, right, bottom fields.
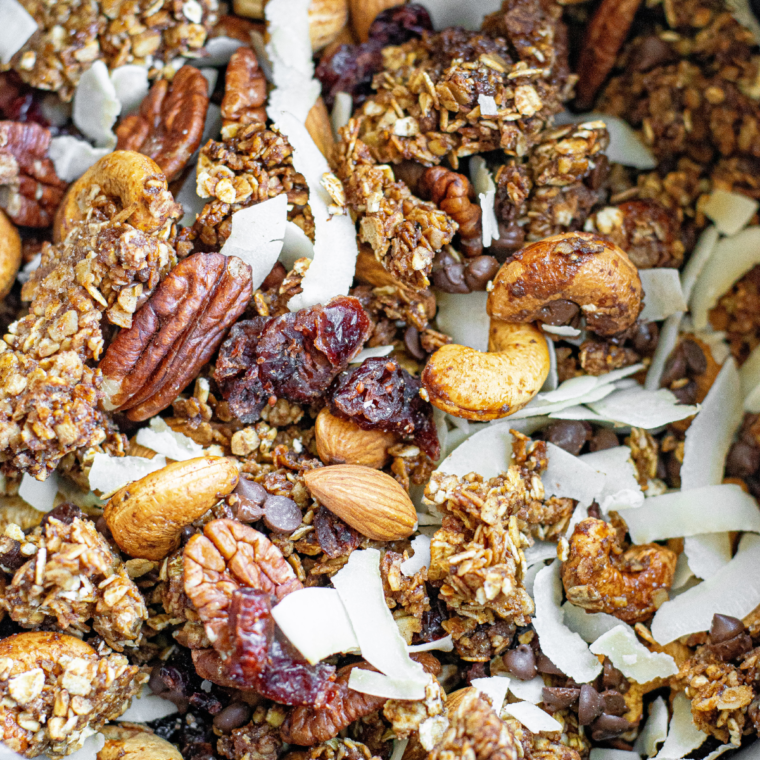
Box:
left=41, top=503, right=83, bottom=527
left=315, top=40, right=383, bottom=109
left=313, top=506, right=361, bottom=559
left=215, top=297, right=371, bottom=423
left=153, top=648, right=223, bottom=715
left=328, top=357, right=440, bottom=459
left=367, top=4, right=433, bottom=46
left=226, top=588, right=274, bottom=683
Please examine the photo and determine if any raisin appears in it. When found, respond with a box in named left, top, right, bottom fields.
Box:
left=215, top=297, right=371, bottom=423
left=153, top=648, right=224, bottom=715
left=40, top=503, right=83, bottom=527
left=367, top=4, right=433, bottom=46
left=328, top=357, right=440, bottom=459
left=313, top=506, right=361, bottom=559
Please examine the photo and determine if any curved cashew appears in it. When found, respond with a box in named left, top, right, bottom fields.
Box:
left=487, top=232, right=643, bottom=336
left=0, top=631, right=95, bottom=668
left=0, top=210, right=21, bottom=299
left=421, top=320, right=550, bottom=421
left=99, top=728, right=182, bottom=760
left=54, top=151, right=181, bottom=243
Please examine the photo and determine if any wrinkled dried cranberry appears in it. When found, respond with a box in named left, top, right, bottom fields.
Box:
left=368, top=4, right=433, bottom=46
left=41, top=503, right=83, bottom=527
left=153, top=648, right=223, bottom=715
left=0, top=73, right=50, bottom=127
left=215, top=297, right=371, bottom=423
left=416, top=585, right=447, bottom=643
left=328, top=357, right=439, bottom=459
left=313, top=505, right=361, bottom=559
left=226, top=588, right=273, bottom=683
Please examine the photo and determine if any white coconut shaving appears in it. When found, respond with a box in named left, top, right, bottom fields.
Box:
left=331, top=92, right=353, bottom=137
left=110, top=65, right=150, bottom=116
left=579, top=446, right=643, bottom=513
left=0, top=0, right=35, bottom=66
left=684, top=533, right=732, bottom=580
left=389, top=738, right=409, bottom=760
left=726, top=0, right=760, bottom=43
left=508, top=675, right=545, bottom=704
left=590, top=751, right=641, bottom=760
left=562, top=602, right=631, bottom=644
left=64, top=732, right=106, bottom=760
left=471, top=676, right=510, bottom=711
left=681, top=226, right=720, bottom=303
left=49, top=136, right=113, bottom=183
left=279, top=221, right=315, bottom=270
left=135, top=417, right=204, bottom=462
left=588, top=387, right=698, bottom=428
left=619, top=483, right=760, bottom=544
left=400, top=534, right=431, bottom=576
left=437, top=423, right=512, bottom=479
left=219, top=194, right=288, bottom=289
left=542, top=443, right=606, bottom=507
left=645, top=313, right=684, bottom=391
left=16, top=251, right=41, bottom=283
left=503, top=701, right=562, bottom=733
left=348, top=669, right=430, bottom=700
left=199, top=67, right=218, bottom=96
left=635, top=696, right=669, bottom=757
left=194, top=37, right=245, bottom=66
left=73, top=60, right=121, bottom=148
left=638, top=269, right=688, bottom=322
left=175, top=164, right=207, bottom=227
left=332, top=549, right=427, bottom=698
left=543, top=338, right=558, bottom=392
left=651, top=535, right=760, bottom=644
left=741, top=342, right=760, bottom=412
left=542, top=324, right=582, bottom=337
left=407, top=635, right=454, bottom=653
left=468, top=157, right=499, bottom=249
left=88, top=453, right=168, bottom=496
left=421, top=0, right=502, bottom=31
left=477, top=94, right=499, bottom=117
left=702, top=189, right=758, bottom=236
left=435, top=290, right=490, bottom=351
left=654, top=692, right=707, bottom=760
left=691, top=226, right=760, bottom=329
left=351, top=345, right=394, bottom=364
left=19, top=472, right=60, bottom=513
left=589, top=625, right=677, bottom=683
left=509, top=383, right=616, bottom=420
left=119, top=685, right=179, bottom=722
left=524, top=542, right=558, bottom=566
left=276, top=113, right=358, bottom=311
left=532, top=563, right=602, bottom=683
left=272, top=587, right=359, bottom=664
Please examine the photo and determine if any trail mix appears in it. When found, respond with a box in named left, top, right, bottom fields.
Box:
left=0, top=0, right=759, bottom=759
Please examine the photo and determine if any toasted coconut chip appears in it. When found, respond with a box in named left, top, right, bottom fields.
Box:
left=407, top=635, right=454, bottom=653
left=437, top=423, right=512, bottom=479
left=272, top=587, right=359, bottom=664
left=681, top=226, right=720, bottom=303
left=653, top=693, right=707, bottom=760
left=119, top=685, right=179, bottom=722
left=0, top=0, right=36, bottom=65
left=634, top=696, right=669, bottom=757
left=471, top=676, right=510, bottom=711
left=533, top=563, right=602, bottom=683
left=588, top=387, right=698, bottom=428
left=691, top=227, right=760, bottom=330
left=19, top=472, right=60, bottom=513
left=703, top=189, right=759, bottom=237
left=639, top=269, right=688, bottom=322
left=348, top=669, right=428, bottom=700
left=503, top=701, right=562, bottom=733
left=740, top=343, right=760, bottom=412
left=400, top=534, right=431, bottom=576
left=73, top=60, right=121, bottom=148
left=333, top=549, right=428, bottom=696
left=651, top=535, right=760, bottom=644
left=49, top=137, right=113, bottom=183
left=579, top=446, right=643, bottom=513
left=351, top=345, right=394, bottom=364
left=88, top=453, right=168, bottom=497
left=469, top=156, right=499, bottom=247
left=219, top=194, right=288, bottom=289
left=199, top=67, right=218, bottom=96
left=136, top=417, right=204, bottom=462
left=331, top=92, right=353, bottom=137
left=435, top=290, right=490, bottom=351
left=590, top=625, right=677, bottom=683
left=110, top=65, right=150, bottom=116
left=422, top=0, right=502, bottom=30
left=562, top=602, right=632, bottom=644
left=684, top=533, right=732, bottom=580
left=524, top=541, right=557, bottom=566
left=477, top=94, right=499, bottom=117
left=590, top=751, right=641, bottom=760
left=542, top=443, right=606, bottom=507
left=508, top=675, right=545, bottom=704
left=176, top=165, right=208, bottom=227
left=645, top=312, right=684, bottom=391
left=619, top=483, right=760, bottom=544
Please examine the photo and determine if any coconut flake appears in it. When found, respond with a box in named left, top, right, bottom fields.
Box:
left=19, top=472, right=60, bottom=513
left=480, top=187, right=499, bottom=248
left=279, top=221, right=315, bottom=270
left=471, top=676, right=510, bottom=711
left=351, top=345, right=393, bottom=364
left=635, top=696, right=669, bottom=757
left=579, top=446, right=643, bottom=513
left=590, top=751, right=641, bottom=760
left=49, top=136, right=113, bottom=183
left=588, top=387, right=698, bottom=428
left=17, top=251, right=41, bottom=284
left=703, top=189, right=759, bottom=236
left=136, top=417, right=204, bottom=461
left=590, top=625, right=677, bottom=683
left=524, top=542, right=557, bottom=566
left=562, top=602, right=631, bottom=644
left=503, top=701, right=562, bottom=733
left=400, top=534, right=431, bottom=576
left=332, top=549, right=427, bottom=696
left=331, top=92, right=353, bottom=137
left=639, top=269, right=688, bottom=322
left=219, top=194, right=288, bottom=289
left=435, top=291, right=490, bottom=351
left=390, top=739, right=409, bottom=760
left=65, top=732, right=106, bottom=760
left=509, top=383, right=616, bottom=420
left=508, top=675, right=545, bottom=704
left=651, top=534, right=760, bottom=644
left=684, top=533, right=732, bottom=580
left=176, top=164, right=207, bottom=227
left=542, top=324, right=582, bottom=337
left=532, top=563, right=602, bottom=683
left=477, top=94, right=499, bottom=117
left=542, top=443, right=606, bottom=507
left=421, top=0, right=502, bottom=31
left=110, top=65, right=150, bottom=115
left=619, top=483, right=760, bottom=544
left=73, top=60, right=121, bottom=148
left=742, top=343, right=760, bottom=412
left=654, top=692, right=707, bottom=760
left=88, top=453, right=168, bottom=496
left=407, top=635, right=454, bottom=653
left=437, top=424, right=512, bottom=479
left=543, top=338, right=558, bottom=392
left=0, top=0, right=37, bottom=65
left=348, top=669, right=429, bottom=700
left=119, top=685, right=179, bottom=722
left=272, top=587, right=359, bottom=664
left=681, top=227, right=720, bottom=304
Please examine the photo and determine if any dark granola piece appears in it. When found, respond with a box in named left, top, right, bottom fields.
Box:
left=710, top=265, right=760, bottom=365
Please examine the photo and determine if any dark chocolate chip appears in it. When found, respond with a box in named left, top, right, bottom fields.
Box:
left=588, top=154, right=609, bottom=191
left=503, top=644, right=537, bottom=680
left=589, top=428, right=619, bottom=452
left=542, top=687, right=581, bottom=710
left=544, top=420, right=591, bottom=456
left=710, top=613, right=746, bottom=644
left=41, top=503, right=82, bottom=527
left=95, top=515, right=113, bottom=541
left=590, top=714, right=632, bottom=741
left=631, top=35, right=679, bottom=72
left=660, top=349, right=686, bottom=387
left=682, top=339, right=707, bottom=375
left=536, top=299, right=580, bottom=326
left=464, top=255, right=500, bottom=291
left=711, top=633, right=753, bottom=662
left=213, top=702, right=252, bottom=733
left=601, top=690, right=627, bottom=716
left=603, top=659, right=626, bottom=691
left=234, top=478, right=268, bottom=522
left=433, top=263, right=470, bottom=294
left=0, top=536, right=24, bottom=572
left=404, top=325, right=425, bottom=361
left=149, top=665, right=169, bottom=695
left=632, top=321, right=659, bottom=356
left=726, top=441, right=760, bottom=479
left=578, top=684, right=604, bottom=725
left=261, top=262, right=287, bottom=291
left=536, top=652, right=565, bottom=676
left=671, top=379, right=697, bottom=405
left=263, top=495, right=302, bottom=534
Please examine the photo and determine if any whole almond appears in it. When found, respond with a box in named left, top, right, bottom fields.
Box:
left=305, top=97, right=335, bottom=159
left=315, top=408, right=397, bottom=469
left=304, top=464, right=416, bottom=541
left=350, top=0, right=405, bottom=42
left=104, top=456, right=239, bottom=560
left=310, top=0, right=349, bottom=50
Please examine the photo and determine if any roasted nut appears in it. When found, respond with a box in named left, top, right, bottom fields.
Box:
left=304, top=464, right=417, bottom=541
left=98, top=729, right=182, bottom=760
left=350, top=0, right=405, bottom=41
left=115, top=66, right=210, bottom=183
left=305, top=97, right=336, bottom=158
left=561, top=518, right=677, bottom=624
left=0, top=121, right=67, bottom=228
left=54, top=151, right=182, bottom=243
left=0, top=629, right=95, bottom=667
left=315, top=407, right=398, bottom=468
left=0, top=208, right=21, bottom=298
left=309, top=0, right=350, bottom=51
left=487, top=232, right=643, bottom=336
left=221, top=47, right=267, bottom=128
left=422, top=320, right=550, bottom=421
left=104, top=457, right=239, bottom=560
left=232, top=0, right=265, bottom=18
left=99, top=252, right=252, bottom=421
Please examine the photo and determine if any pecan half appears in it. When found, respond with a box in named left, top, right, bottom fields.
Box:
left=99, top=252, right=252, bottom=421
left=115, top=66, right=210, bottom=183
left=0, top=121, right=66, bottom=227
left=221, top=47, right=267, bottom=128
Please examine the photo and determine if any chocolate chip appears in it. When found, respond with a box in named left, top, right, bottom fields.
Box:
left=632, top=321, right=659, bottom=356
left=588, top=154, right=609, bottom=191
left=671, top=378, right=697, bottom=405
left=631, top=35, right=679, bottom=72
left=682, top=339, right=707, bottom=375
left=0, top=536, right=25, bottom=572
left=726, top=441, right=760, bottom=478
left=502, top=644, right=537, bottom=680
left=393, top=159, right=427, bottom=193
left=536, top=299, right=580, bottom=326
left=542, top=687, right=580, bottom=710
left=602, top=659, right=626, bottom=691
left=535, top=652, right=565, bottom=676
left=489, top=221, right=525, bottom=261
left=601, top=690, right=627, bottom=716
left=544, top=420, right=591, bottom=456
left=234, top=478, right=268, bottom=522
left=404, top=325, right=425, bottom=361
left=660, top=349, right=686, bottom=387
left=263, top=495, right=302, bottom=534
left=589, top=428, right=619, bottom=452
left=711, top=633, right=753, bottom=662
left=213, top=702, right=252, bottom=733
left=578, top=684, right=604, bottom=725
left=710, top=613, right=746, bottom=643
left=590, top=714, right=632, bottom=741
left=433, top=262, right=469, bottom=293
left=464, top=255, right=500, bottom=291
left=40, top=502, right=82, bottom=527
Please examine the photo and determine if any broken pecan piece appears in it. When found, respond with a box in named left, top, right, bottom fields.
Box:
left=221, top=47, right=267, bottom=128
left=115, top=66, right=210, bottom=183
left=100, top=252, right=252, bottom=421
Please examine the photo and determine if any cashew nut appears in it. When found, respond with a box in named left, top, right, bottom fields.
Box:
left=0, top=209, right=21, bottom=299
left=0, top=630, right=95, bottom=667
left=421, top=319, right=550, bottom=421
left=487, top=232, right=643, bottom=336
left=53, top=151, right=181, bottom=243
left=98, top=728, right=182, bottom=760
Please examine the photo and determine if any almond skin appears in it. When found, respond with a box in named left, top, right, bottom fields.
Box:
left=350, top=0, right=405, bottom=42
left=104, top=456, right=239, bottom=560
left=315, top=408, right=397, bottom=469
left=304, top=464, right=416, bottom=541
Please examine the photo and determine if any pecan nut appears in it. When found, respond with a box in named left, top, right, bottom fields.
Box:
left=0, top=121, right=66, bottom=228
left=115, top=66, right=210, bottom=183
left=220, top=47, right=267, bottom=128
left=99, top=252, right=253, bottom=421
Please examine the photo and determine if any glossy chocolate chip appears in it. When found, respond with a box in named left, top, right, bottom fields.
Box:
left=589, top=428, right=619, bottom=452
left=711, top=633, right=753, bottom=662
left=682, top=339, right=707, bottom=375
left=433, top=263, right=469, bottom=293
left=544, top=420, right=592, bottom=456
left=603, top=659, right=626, bottom=691
left=404, top=325, right=425, bottom=361
left=489, top=221, right=525, bottom=261
left=95, top=515, right=113, bottom=541
left=536, top=299, right=580, bottom=326
left=234, top=478, right=268, bottom=522
left=502, top=644, right=537, bottom=680
left=671, top=379, right=698, bottom=405
left=601, top=690, right=627, bottom=716
left=263, top=495, right=302, bottom=533
left=213, top=702, right=252, bottom=733
left=464, top=255, right=500, bottom=291
left=660, top=349, right=686, bottom=387
left=261, top=262, right=287, bottom=291
left=41, top=502, right=82, bottom=527
left=590, top=714, right=632, bottom=741
left=631, top=35, right=679, bottom=72
left=632, top=321, right=659, bottom=356
left=726, top=441, right=760, bottom=478
left=149, top=665, right=169, bottom=695
left=578, top=684, right=604, bottom=725
left=542, top=687, right=580, bottom=710
left=710, top=614, right=746, bottom=643
left=535, top=652, right=565, bottom=676
left=0, top=536, right=24, bottom=572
